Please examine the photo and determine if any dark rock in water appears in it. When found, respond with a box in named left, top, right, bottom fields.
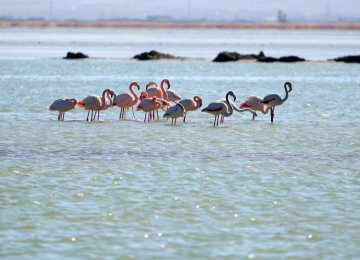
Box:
left=278, top=56, right=306, bottom=62
left=257, top=56, right=278, bottom=62
left=63, top=52, right=89, bottom=59
left=257, top=55, right=305, bottom=63
left=332, top=55, right=360, bottom=63
left=213, top=51, right=265, bottom=62
left=133, top=50, right=177, bottom=60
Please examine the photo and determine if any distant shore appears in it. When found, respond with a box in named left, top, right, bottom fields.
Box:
left=1, top=20, right=360, bottom=30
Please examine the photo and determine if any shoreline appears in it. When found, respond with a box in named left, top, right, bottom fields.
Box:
left=1, top=20, right=360, bottom=30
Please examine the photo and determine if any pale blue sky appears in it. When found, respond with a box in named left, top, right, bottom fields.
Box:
left=0, top=0, right=359, bottom=22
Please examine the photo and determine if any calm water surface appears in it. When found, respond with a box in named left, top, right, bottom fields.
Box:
left=1, top=28, right=360, bottom=259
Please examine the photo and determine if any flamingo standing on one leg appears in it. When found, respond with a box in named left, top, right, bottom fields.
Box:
left=136, top=97, right=162, bottom=122
left=201, top=91, right=236, bottom=127
left=259, top=82, right=292, bottom=123
left=77, top=88, right=115, bottom=121
left=113, top=82, right=140, bottom=119
left=163, top=103, right=186, bottom=125
left=49, top=98, right=77, bottom=121
left=239, top=96, right=271, bottom=120
left=178, top=96, right=202, bottom=122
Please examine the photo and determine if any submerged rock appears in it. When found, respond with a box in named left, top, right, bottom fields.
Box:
left=63, top=52, right=89, bottom=59
left=213, top=51, right=265, bottom=62
left=257, top=55, right=306, bottom=63
left=331, top=55, right=360, bottom=63
left=133, top=50, right=177, bottom=60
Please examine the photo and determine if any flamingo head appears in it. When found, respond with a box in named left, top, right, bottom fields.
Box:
left=146, top=81, right=158, bottom=90
left=161, top=79, right=171, bottom=89
left=131, top=82, right=140, bottom=91
left=284, top=82, right=292, bottom=93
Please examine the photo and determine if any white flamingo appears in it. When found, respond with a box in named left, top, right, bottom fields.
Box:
left=77, top=88, right=115, bottom=121
left=163, top=103, right=186, bottom=125
left=259, top=82, right=292, bottom=123
left=49, top=98, right=77, bottom=121
left=201, top=91, right=236, bottom=127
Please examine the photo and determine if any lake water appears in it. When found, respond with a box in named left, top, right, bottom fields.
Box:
left=1, top=28, right=360, bottom=259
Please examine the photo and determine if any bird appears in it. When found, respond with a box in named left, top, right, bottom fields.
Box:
left=259, top=82, right=292, bottom=123
left=239, top=95, right=271, bottom=120
left=49, top=98, right=77, bottom=121
left=178, top=96, right=202, bottom=122
left=213, top=97, right=257, bottom=123
left=113, top=82, right=140, bottom=119
left=201, top=91, right=236, bottom=127
left=136, top=97, right=162, bottom=122
left=167, top=89, right=182, bottom=102
left=163, top=103, right=186, bottom=125
left=140, top=79, right=170, bottom=101
left=77, top=88, right=115, bottom=121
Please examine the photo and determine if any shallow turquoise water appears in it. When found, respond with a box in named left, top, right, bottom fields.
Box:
left=1, top=29, right=360, bottom=259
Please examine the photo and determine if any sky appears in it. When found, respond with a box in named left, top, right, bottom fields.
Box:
left=0, top=0, right=359, bottom=22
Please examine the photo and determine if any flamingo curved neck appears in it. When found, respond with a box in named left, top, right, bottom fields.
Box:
left=102, top=91, right=112, bottom=109
left=160, top=81, right=168, bottom=101
left=129, top=83, right=139, bottom=103
left=262, top=106, right=271, bottom=114
left=223, top=93, right=234, bottom=117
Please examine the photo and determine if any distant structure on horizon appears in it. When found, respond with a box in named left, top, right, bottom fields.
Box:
left=277, top=10, right=287, bottom=23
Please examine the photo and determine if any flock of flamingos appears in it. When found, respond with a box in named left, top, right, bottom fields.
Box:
left=49, top=79, right=292, bottom=126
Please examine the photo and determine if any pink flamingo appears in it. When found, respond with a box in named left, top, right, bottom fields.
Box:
left=140, top=79, right=169, bottom=101
left=201, top=91, right=236, bottom=127
left=167, top=89, right=182, bottom=102
left=178, top=96, right=202, bottom=122
left=77, top=88, right=115, bottom=121
left=113, top=82, right=140, bottom=119
left=239, top=95, right=271, bottom=120
left=259, top=82, right=292, bottom=123
left=136, top=97, right=162, bottom=122
left=49, top=98, right=77, bottom=121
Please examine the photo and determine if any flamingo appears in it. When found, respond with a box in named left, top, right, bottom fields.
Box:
left=259, top=82, right=292, bottom=123
left=214, top=97, right=257, bottom=123
left=178, top=96, right=202, bottom=122
left=140, top=79, right=169, bottom=101
left=136, top=97, right=162, bottom=122
left=167, top=89, right=182, bottom=102
left=49, top=98, right=77, bottom=121
left=163, top=103, right=186, bottom=125
left=201, top=91, right=236, bottom=127
left=77, top=88, right=115, bottom=121
left=113, top=82, right=140, bottom=119
left=239, top=95, right=271, bottom=120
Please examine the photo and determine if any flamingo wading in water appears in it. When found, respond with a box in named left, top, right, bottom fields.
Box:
left=259, top=82, right=292, bottom=123
left=136, top=97, right=162, bottom=122
left=77, top=88, right=115, bottom=121
left=239, top=95, right=271, bottom=120
left=49, top=98, right=77, bottom=121
left=201, top=91, right=236, bottom=127
left=113, top=82, right=140, bottom=119
left=163, top=103, right=186, bottom=125
left=178, top=96, right=202, bottom=122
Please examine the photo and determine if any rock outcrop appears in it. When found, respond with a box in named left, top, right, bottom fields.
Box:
left=63, top=52, right=89, bottom=59
left=133, top=50, right=178, bottom=60
left=257, top=55, right=306, bottom=63
left=213, top=51, right=265, bottom=62
left=331, top=55, right=360, bottom=63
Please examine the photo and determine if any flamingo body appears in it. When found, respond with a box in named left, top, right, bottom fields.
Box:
left=163, top=103, right=186, bottom=125
left=259, top=82, right=293, bottom=123
left=49, top=98, right=77, bottom=121
left=202, top=91, right=236, bottom=126
left=113, top=82, right=140, bottom=119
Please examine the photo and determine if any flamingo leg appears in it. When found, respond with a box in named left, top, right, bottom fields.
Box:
left=97, top=111, right=100, bottom=121
left=183, top=113, right=187, bottom=123
left=271, top=107, right=275, bottom=123
left=213, top=116, right=217, bottom=127
left=86, top=110, right=90, bottom=121
left=144, top=113, right=147, bottom=122
left=57, top=112, right=61, bottom=121
left=91, top=110, right=94, bottom=121
left=252, top=113, right=256, bottom=120
left=156, top=110, right=159, bottom=120
left=132, top=107, right=135, bottom=118
left=175, top=118, right=177, bottom=125
left=61, top=112, right=64, bottom=121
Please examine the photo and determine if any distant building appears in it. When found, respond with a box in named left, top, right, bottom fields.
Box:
left=277, top=10, right=287, bottom=23
left=146, top=15, right=172, bottom=21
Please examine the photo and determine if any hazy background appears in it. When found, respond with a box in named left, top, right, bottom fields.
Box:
left=0, top=0, right=359, bottom=22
